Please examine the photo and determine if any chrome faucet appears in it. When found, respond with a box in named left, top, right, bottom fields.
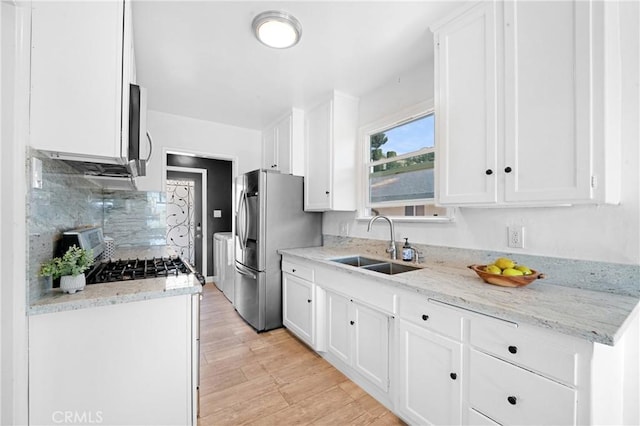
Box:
left=367, top=215, right=396, bottom=260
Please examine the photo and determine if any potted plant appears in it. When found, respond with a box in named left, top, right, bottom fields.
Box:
left=40, top=245, right=94, bottom=294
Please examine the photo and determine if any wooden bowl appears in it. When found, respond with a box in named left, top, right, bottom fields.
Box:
left=467, top=264, right=545, bottom=288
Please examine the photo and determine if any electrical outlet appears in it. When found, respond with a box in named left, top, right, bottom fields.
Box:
left=339, top=222, right=349, bottom=237
left=508, top=226, right=525, bottom=248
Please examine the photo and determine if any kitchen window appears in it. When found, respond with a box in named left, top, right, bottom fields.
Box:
left=360, top=101, right=452, bottom=221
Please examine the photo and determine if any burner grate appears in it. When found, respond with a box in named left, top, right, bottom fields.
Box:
left=86, top=257, right=193, bottom=284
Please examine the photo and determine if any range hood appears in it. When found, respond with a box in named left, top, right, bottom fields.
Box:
left=42, top=84, right=151, bottom=190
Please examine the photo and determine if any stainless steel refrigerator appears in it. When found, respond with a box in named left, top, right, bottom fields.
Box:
left=235, top=170, right=322, bottom=331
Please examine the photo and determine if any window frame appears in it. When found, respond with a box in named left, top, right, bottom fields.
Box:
left=357, top=100, right=454, bottom=222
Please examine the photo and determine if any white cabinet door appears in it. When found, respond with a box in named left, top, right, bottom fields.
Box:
left=282, top=273, right=315, bottom=347
left=352, top=302, right=389, bottom=392
left=305, top=100, right=334, bottom=210
left=326, top=290, right=351, bottom=364
left=30, top=1, right=132, bottom=160
left=397, top=319, right=462, bottom=426
left=29, top=295, right=194, bottom=425
left=262, top=125, right=278, bottom=171
left=275, top=115, right=292, bottom=174
left=435, top=1, right=498, bottom=205
left=304, top=92, right=358, bottom=211
left=262, top=109, right=304, bottom=175
left=503, top=0, right=592, bottom=203
left=325, top=290, right=390, bottom=392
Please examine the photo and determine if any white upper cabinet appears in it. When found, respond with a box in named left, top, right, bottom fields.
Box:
left=30, top=0, right=135, bottom=162
left=262, top=108, right=304, bottom=175
left=304, top=91, right=359, bottom=211
left=434, top=0, right=621, bottom=206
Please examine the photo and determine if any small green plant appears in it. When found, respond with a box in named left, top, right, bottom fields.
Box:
left=40, top=245, right=94, bottom=279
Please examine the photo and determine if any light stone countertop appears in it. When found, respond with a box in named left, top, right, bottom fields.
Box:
left=29, top=245, right=201, bottom=316
left=279, top=245, right=640, bottom=346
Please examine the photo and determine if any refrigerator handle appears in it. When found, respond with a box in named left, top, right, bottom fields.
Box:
left=236, top=189, right=246, bottom=250
left=235, top=264, right=257, bottom=280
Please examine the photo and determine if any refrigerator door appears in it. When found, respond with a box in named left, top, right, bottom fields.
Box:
left=235, top=171, right=260, bottom=271
left=234, top=261, right=264, bottom=330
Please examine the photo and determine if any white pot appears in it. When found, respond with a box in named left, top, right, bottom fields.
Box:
left=60, top=274, right=86, bottom=294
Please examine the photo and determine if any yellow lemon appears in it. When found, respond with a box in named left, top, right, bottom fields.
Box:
left=502, top=268, right=524, bottom=276
left=484, top=264, right=502, bottom=275
left=494, top=257, right=516, bottom=270
left=515, top=265, right=532, bottom=275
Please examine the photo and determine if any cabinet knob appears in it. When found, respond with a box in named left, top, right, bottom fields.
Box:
left=350, top=320, right=355, bottom=325
left=507, top=396, right=517, bottom=405
left=485, top=169, right=493, bottom=175
left=505, top=166, right=513, bottom=173
left=508, top=345, right=518, bottom=354
left=325, top=191, right=330, bottom=195
left=421, top=314, right=429, bottom=321
left=307, top=299, right=312, bottom=303
left=292, top=269, right=296, bottom=273
left=450, top=372, right=457, bottom=380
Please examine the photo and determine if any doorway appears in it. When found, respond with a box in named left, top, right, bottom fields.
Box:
left=166, top=168, right=206, bottom=275
left=165, top=152, right=234, bottom=279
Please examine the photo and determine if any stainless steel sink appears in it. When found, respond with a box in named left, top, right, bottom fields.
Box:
left=330, top=256, right=421, bottom=275
left=330, top=256, right=384, bottom=267
left=361, top=262, right=421, bottom=275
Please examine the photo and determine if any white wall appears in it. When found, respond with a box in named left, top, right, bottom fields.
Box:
left=324, top=3, right=640, bottom=266
left=1, top=1, right=30, bottom=423
left=136, top=110, right=261, bottom=192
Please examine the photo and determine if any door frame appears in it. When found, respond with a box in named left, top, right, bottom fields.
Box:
left=166, top=166, right=208, bottom=279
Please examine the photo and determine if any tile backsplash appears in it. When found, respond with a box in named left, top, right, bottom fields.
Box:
left=27, top=150, right=166, bottom=302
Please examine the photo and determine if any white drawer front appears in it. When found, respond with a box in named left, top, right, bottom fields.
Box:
left=467, top=407, right=501, bottom=426
left=470, top=315, right=578, bottom=385
left=469, top=349, right=577, bottom=426
left=399, top=296, right=463, bottom=341
left=282, top=260, right=314, bottom=282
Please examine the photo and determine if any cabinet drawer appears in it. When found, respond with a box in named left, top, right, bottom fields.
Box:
left=469, top=349, right=576, bottom=426
left=399, top=296, right=463, bottom=340
left=467, top=408, right=501, bottom=426
left=470, top=315, right=578, bottom=385
left=282, top=260, right=314, bottom=282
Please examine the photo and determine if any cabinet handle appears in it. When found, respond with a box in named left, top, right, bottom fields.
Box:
left=421, top=314, right=429, bottom=321
left=272, top=164, right=277, bottom=168
left=508, top=345, right=518, bottom=354
left=485, top=169, right=493, bottom=175
left=505, top=166, right=513, bottom=173
left=350, top=320, right=355, bottom=325
left=507, top=396, right=517, bottom=405
left=450, top=373, right=457, bottom=380
left=307, top=299, right=312, bottom=303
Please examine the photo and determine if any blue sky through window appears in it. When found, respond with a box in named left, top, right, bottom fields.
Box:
left=375, top=113, right=434, bottom=157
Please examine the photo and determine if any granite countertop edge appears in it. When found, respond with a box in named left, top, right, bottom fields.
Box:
left=29, top=280, right=203, bottom=316
left=279, top=246, right=640, bottom=346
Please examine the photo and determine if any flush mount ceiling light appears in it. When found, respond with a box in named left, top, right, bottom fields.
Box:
left=252, top=10, right=302, bottom=49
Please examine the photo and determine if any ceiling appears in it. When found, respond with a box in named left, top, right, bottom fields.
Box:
left=132, top=1, right=461, bottom=131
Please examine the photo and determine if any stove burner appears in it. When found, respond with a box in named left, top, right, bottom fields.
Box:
left=85, top=257, right=205, bottom=285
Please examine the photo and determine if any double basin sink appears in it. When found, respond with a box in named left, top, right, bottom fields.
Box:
left=330, top=255, right=421, bottom=275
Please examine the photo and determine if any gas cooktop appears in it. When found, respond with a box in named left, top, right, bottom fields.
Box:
left=85, top=257, right=206, bottom=286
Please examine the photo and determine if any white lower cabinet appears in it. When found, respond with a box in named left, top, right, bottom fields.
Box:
left=280, top=255, right=639, bottom=426
left=397, top=319, right=462, bottom=425
left=326, top=290, right=390, bottom=393
left=29, top=295, right=195, bottom=425
left=282, top=272, right=315, bottom=348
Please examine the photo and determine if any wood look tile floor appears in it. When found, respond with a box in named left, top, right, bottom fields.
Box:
left=198, top=284, right=405, bottom=426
